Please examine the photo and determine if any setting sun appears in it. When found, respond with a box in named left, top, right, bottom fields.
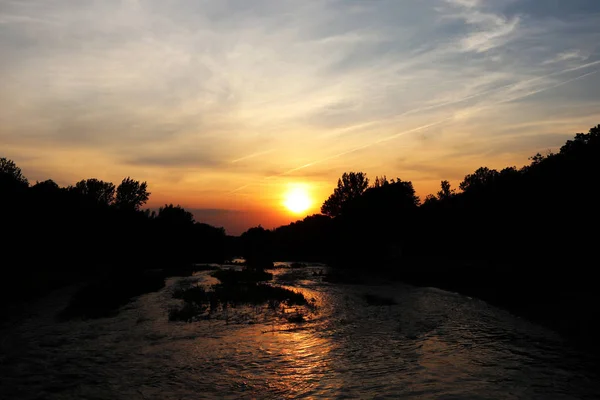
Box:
left=283, top=187, right=312, bottom=214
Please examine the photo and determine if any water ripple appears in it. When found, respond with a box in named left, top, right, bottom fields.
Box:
left=1, top=265, right=599, bottom=399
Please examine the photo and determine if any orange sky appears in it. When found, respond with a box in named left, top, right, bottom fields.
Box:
left=2, top=1, right=600, bottom=235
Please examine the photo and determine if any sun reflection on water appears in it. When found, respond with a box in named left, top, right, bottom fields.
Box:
left=3, top=264, right=599, bottom=399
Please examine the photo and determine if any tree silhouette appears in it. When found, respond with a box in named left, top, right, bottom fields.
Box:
left=32, top=179, right=59, bottom=191
left=423, top=194, right=438, bottom=206
left=1, top=158, right=235, bottom=318
left=241, top=225, right=273, bottom=270
left=271, top=214, right=333, bottom=261
left=157, top=204, right=195, bottom=226
left=528, top=153, right=547, bottom=166
left=437, top=180, right=455, bottom=200
left=372, top=175, right=388, bottom=188
left=356, top=178, right=420, bottom=213
left=560, top=124, right=600, bottom=154
left=30, top=179, right=62, bottom=202
left=321, top=172, right=369, bottom=217
left=114, top=177, right=150, bottom=211
left=348, top=177, right=420, bottom=242
left=0, top=157, right=29, bottom=192
left=72, top=178, right=116, bottom=206
left=459, top=167, right=499, bottom=193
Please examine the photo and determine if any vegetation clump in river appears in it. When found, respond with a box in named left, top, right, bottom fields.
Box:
left=169, top=268, right=311, bottom=323
left=210, top=268, right=273, bottom=285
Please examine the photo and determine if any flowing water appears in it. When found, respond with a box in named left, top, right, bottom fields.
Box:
left=1, top=263, right=599, bottom=399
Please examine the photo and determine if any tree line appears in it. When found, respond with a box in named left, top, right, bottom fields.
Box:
left=235, top=124, right=600, bottom=342
left=2, top=124, right=598, bottom=338
left=0, top=162, right=229, bottom=279
left=240, top=124, right=600, bottom=271
left=3, top=124, right=598, bottom=280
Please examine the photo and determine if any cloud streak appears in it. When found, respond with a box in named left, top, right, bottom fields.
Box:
left=230, top=58, right=600, bottom=192
left=1, top=0, right=599, bottom=233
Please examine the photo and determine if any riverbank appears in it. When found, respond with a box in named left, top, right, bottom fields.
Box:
left=393, top=257, right=600, bottom=354
left=3, top=261, right=600, bottom=399
left=316, top=255, right=600, bottom=353
left=0, top=263, right=220, bottom=323
left=4, top=258, right=597, bottom=353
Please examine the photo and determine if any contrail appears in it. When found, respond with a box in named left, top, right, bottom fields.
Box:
left=455, top=69, right=599, bottom=121
left=283, top=116, right=456, bottom=176
left=229, top=63, right=600, bottom=194
left=282, top=70, right=598, bottom=175
left=229, top=184, right=251, bottom=194
left=323, top=59, right=600, bottom=139
left=229, top=117, right=455, bottom=194
left=230, top=149, right=275, bottom=164
left=497, top=69, right=599, bottom=105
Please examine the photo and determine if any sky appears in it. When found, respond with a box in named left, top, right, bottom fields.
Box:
left=1, top=0, right=600, bottom=234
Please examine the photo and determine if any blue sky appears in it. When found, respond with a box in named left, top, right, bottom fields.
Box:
left=1, top=0, right=599, bottom=233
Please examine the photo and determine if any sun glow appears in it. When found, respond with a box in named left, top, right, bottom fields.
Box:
left=283, top=186, right=312, bottom=214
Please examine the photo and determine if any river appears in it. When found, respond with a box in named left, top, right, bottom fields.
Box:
left=1, top=263, right=599, bottom=399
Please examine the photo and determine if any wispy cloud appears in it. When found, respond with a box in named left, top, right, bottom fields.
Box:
left=1, top=0, right=599, bottom=232
left=442, top=0, right=521, bottom=53
left=542, top=50, right=589, bottom=65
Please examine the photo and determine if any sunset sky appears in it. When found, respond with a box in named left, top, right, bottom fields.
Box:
left=1, top=0, right=599, bottom=234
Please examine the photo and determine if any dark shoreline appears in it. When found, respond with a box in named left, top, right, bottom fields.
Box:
left=0, top=263, right=220, bottom=323
left=318, top=256, right=599, bottom=354
left=4, top=258, right=598, bottom=357
left=390, top=257, right=600, bottom=354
